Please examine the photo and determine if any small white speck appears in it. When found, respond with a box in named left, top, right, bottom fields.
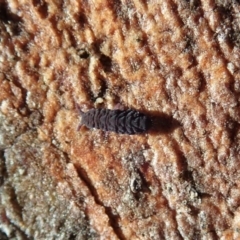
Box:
left=227, top=62, right=235, bottom=74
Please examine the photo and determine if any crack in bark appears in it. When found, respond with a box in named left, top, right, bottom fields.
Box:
left=74, top=165, right=126, bottom=240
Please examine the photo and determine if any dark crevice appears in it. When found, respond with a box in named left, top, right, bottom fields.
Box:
left=131, top=169, right=151, bottom=197
left=0, top=2, right=22, bottom=23
left=47, top=151, right=99, bottom=240
left=32, top=0, right=49, bottom=19
left=7, top=218, right=31, bottom=240
left=170, top=138, right=195, bottom=179
left=182, top=35, right=196, bottom=53
left=96, top=78, right=108, bottom=99
left=76, top=12, right=89, bottom=28
left=66, top=30, right=77, bottom=48
left=99, top=54, right=113, bottom=72
left=78, top=48, right=90, bottom=59
left=9, top=186, right=24, bottom=220
left=227, top=119, right=240, bottom=143
left=91, top=40, right=113, bottom=72
left=48, top=15, right=62, bottom=47
left=0, top=230, right=8, bottom=240
left=77, top=71, right=95, bottom=103
left=10, top=76, right=30, bottom=116
left=0, top=1, right=22, bottom=36
left=74, top=164, right=126, bottom=240
left=0, top=150, right=7, bottom=186
left=107, top=0, right=123, bottom=22
left=0, top=185, right=30, bottom=239
left=68, top=233, right=77, bottom=240
left=198, top=71, right=207, bottom=93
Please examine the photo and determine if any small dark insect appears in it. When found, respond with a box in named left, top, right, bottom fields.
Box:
left=78, top=108, right=152, bottom=134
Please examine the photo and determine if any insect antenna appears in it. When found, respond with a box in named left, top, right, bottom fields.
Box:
left=76, top=104, right=84, bottom=116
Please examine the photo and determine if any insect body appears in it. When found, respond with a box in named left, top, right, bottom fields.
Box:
left=79, top=108, right=151, bottom=134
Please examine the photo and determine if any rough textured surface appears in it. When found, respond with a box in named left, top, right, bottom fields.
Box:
left=0, top=0, right=240, bottom=239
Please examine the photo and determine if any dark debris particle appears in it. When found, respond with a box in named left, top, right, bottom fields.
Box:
left=99, top=54, right=112, bottom=72
left=79, top=49, right=90, bottom=59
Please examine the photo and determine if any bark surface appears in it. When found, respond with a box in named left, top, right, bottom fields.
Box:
left=0, top=0, right=240, bottom=239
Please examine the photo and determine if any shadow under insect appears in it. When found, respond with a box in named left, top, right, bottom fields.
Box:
left=148, top=112, right=180, bottom=135
left=76, top=104, right=180, bottom=135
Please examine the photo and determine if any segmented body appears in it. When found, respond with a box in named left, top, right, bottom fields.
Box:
left=80, top=108, right=151, bottom=134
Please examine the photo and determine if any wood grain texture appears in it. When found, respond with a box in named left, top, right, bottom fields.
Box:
left=0, top=0, right=240, bottom=239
